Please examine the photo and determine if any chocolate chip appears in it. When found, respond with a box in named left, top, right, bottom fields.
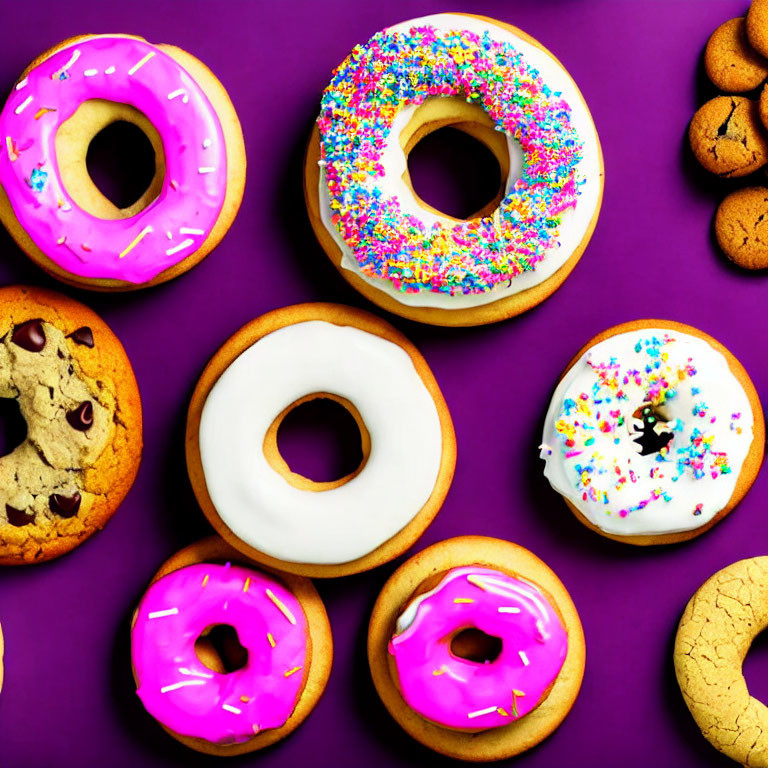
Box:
left=11, top=320, right=45, bottom=352
left=5, top=504, right=34, bottom=527
left=49, top=492, right=81, bottom=519
left=66, top=401, right=93, bottom=431
left=67, top=326, right=94, bottom=348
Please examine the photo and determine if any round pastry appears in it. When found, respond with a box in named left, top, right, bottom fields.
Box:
left=186, top=303, right=456, bottom=578
left=715, top=186, right=768, bottom=269
left=0, top=34, right=245, bottom=291
left=675, top=557, right=768, bottom=766
left=748, top=0, right=768, bottom=59
left=368, top=536, right=584, bottom=762
left=704, top=17, right=768, bottom=93
left=689, top=96, right=768, bottom=178
left=0, top=285, right=142, bottom=564
left=540, top=319, right=763, bottom=545
left=131, top=537, right=332, bottom=756
left=304, top=13, right=603, bottom=327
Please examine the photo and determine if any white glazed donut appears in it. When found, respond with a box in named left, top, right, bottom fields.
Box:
left=540, top=321, right=763, bottom=544
left=186, top=304, right=456, bottom=577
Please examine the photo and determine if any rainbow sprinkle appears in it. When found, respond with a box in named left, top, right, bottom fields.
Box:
left=318, top=23, right=583, bottom=295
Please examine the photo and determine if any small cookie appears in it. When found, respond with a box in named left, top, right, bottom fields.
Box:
left=675, top=557, right=768, bottom=766
left=748, top=0, right=768, bottom=59
left=368, top=536, right=585, bottom=762
left=705, top=18, right=768, bottom=92
left=715, top=186, right=768, bottom=268
left=689, top=96, right=768, bottom=177
left=131, top=537, right=332, bottom=756
left=0, top=285, right=142, bottom=564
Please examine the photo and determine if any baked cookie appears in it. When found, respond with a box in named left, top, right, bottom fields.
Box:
left=689, top=96, right=768, bottom=177
left=540, top=319, right=763, bottom=545
left=131, top=537, right=332, bottom=756
left=705, top=17, right=768, bottom=92
left=748, top=0, right=768, bottom=59
left=675, top=557, right=768, bottom=767
left=0, top=285, right=142, bottom=564
left=368, top=536, right=585, bottom=762
left=186, top=303, right=456, bottom=578
left=0, top=34, right=245, bottom=291
left=715, top=186, right=768, bottom=268
left=305, top=13, right=603, bottom=327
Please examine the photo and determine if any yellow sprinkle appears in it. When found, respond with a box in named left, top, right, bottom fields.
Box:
left=497, top=707, right=509, bottom=717
left=513, top=689, right=526, bottom=697
left=5, top=136, right=17, bottom=161
left=34, top=107, right=55, bottom=120
left=243, top=577, right=251, bottom=593
left=252, top=724, right=260, bottom=735
left=454, top=598, right=474, bottom=604
left=267, top=633, right=276, bottom=648
left=201, top=574, right=209, bottom=587
left=432, top=668, right=445, bottom=676
left=284, top=666, right=302, bottom=677
left=119, top=225, right=153, bottom=259
left=240, top=695, right=250, bottom=703
left=266, top=588, right=297, bottom=625
left=466, top=575, right=487, bottom=591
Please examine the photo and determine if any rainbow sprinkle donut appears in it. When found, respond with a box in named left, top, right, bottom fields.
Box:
left=307, top=13, right=603, bottom=325
left=540, top=321, right=763, bottom=544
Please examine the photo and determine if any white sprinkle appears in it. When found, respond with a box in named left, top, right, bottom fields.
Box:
left=317, top=159, right=327, bottom=167
left=105, top=66, right=116, bottom=75
left=467, top=706, right=498, bottom=719
left=15, top=96, right=33, bottom=115
left=148, top=607, right=178, bottom=619
left=198, top=166, right=216, bottom=174
left=180, top=227, right=204, bottom=235
left=179, top=667, right=213, bottom=679
left=15, top=78, right=28, bottom=91
left=166, top=231, right=173, bottom=240
left=498, top=607, right=521, bottom=614
left=222, top=704, right=242, bottom=715
left=160, top=680, right=205, bottom=694
left=519, top=650, right=530, bottom=666
left=84, top=69, right=98, bottom=77
left=167, top=88, right=189, bottom=103
left=55, top=49, right=81, bottom=78
left=202, top=138, right=212, bottom=149
left=128, top=51, right=155, bottom=76
left=165, top=238, right=194, bottom=256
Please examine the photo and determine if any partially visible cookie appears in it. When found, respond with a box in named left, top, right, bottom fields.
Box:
left=747, top=0, right=768, bottom=59
left=715, top=186, right=768, bottom=268
left=689, top=96, right=768, bottom=177
left=705, top=17, right=768, bottom=92
left=0, top=286, right=142, bottom=564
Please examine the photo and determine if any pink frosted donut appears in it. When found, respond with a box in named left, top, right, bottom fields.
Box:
left=0, top=35, right=244, bottom=289
left=131, top=562, right=310, bottom=747
left=389, top=566, right=568, bottom=731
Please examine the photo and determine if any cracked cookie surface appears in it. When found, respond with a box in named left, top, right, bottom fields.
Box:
left=675, top=557, right=768, bottom=767
left=715, top=186, right=768, bottom=268
left=0, top=285, right=142, bottom=564
left=690, top=96, right=768, bottom=177
left=705, top=17, right=768, bottom=93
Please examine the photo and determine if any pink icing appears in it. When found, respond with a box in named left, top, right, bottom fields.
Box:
left=0, top=35, right=227, bottom=283
left=131, top=563, right=308, bottom=745
left=389, top=566, right=567, bottom=731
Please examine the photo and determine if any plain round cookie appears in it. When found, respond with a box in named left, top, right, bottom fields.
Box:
left=368, top=536, right=585, bottom=762
left=552, top=319, right=764, bottom=546
left=186, top=303, right=456, bottom=578
left=675, top=557, right=768, bottom=767
left=705, top=18, right=768, bottom=92
left=716, top=186, right=768, bottom=268
left=304, top=13, right=604, bottom=327
left=748, top=0, right=768, bottom=59
left=0, top=285, right=142, bottom=564
left=689, top=96, right=768, bottom=177
left=0, top=34, right=246, bottom=291
left=131, top=537, right=333, bottom=756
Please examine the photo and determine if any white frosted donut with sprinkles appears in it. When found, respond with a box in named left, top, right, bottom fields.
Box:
left=540, top=320, right=764, bottom=544
left=305, top=13, right=603, bottom=326
left=0, top=34, right=245, bottom=290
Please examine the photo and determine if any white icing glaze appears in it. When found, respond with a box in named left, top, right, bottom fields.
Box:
left=540, top=328, right=755, bottom=536
left=317, top=12, right=602, bottom=309
left=198, top=321, right=444, bottom=564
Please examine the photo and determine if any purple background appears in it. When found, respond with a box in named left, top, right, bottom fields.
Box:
left=0, top=1, right=764, bottom=766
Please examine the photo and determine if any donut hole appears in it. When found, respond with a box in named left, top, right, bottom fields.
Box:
left=742, top=630, right=768, bottom=705
left=0, top=398, right=27, bottom=457
left=265, top=394, right=370, bottom=490
left=194, top=624, right=248, bottom=674
left=450, top=628, right=503, bottom=664
left=630, top=403, right=674, bottom=456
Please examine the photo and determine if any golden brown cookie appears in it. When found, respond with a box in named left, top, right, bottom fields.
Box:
left=689, top=96, right=768, bottom=177
left=542, top=319, right=764, bottom=546
left=705, top=18, right=768, bottom=92
left=748, top=0, right=768, bottom=59
left=131, top=537, right=333, bottom=756
left=675, top=557, right=768, bottom=767
left=715, top=186, right=768, bottom=268
left=0, top=285, right=142, bottom=564
left=0, top=34, right=246, bottom=291
left=304, top=13, right=604, bottom=327
left=186, top=303, right=456, bottom=578
left=368, top=536, right=585, bottom=762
